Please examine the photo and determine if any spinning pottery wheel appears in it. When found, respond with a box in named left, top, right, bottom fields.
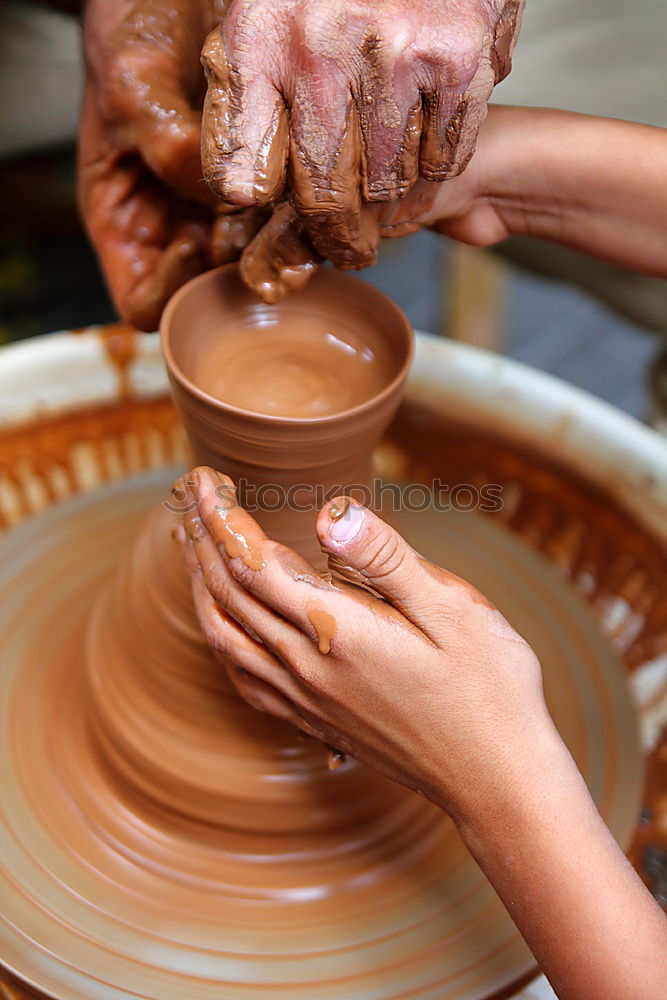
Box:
left=1, top=277, right=666, bottom=1000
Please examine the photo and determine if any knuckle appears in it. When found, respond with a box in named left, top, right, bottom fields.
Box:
left=224, top=0, right=275, bottom=56
left=412, top=37, right=481, bottom=89
left=363, top=170, right=410, bottom=203
left=200, top=616, right=226, bottom=652
left=203, top=165, right=257, bottom=206
left=205, top=566, right=229, bottom=604
left=359, top=530, right=407, bottom=580
left=452, top=44, right=483, bottom=83
left=228, top=557, right=259, bottom=591
left=201, top=28, right=226, bottom=79
left=421, top=164, right=451, bottom=183
left=99, top=51, right=142, bottom=122
left=292, top=189, right=347, bottom=217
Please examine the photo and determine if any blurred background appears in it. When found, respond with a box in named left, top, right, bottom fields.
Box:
left=1, top=0, right=666, bottom=424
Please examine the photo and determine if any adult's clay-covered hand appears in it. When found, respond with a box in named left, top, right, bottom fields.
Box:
left=79, top=0, right=267, bottom=330
left=201, top=0, right=524, bottom=270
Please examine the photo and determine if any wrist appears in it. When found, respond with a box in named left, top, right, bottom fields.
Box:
left=477, top=107, right=592, bottom=241
left=423, top=106, right=561, bottom=246
left=447, top=716, right=578, bottom=846
left=474, top=106, right=553, bottom=204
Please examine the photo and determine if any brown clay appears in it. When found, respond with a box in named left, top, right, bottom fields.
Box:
left=307, top=604, right=337, bottom=654
left=189, top=288, right=394, bottom=418
left=162, top=263, right=412, bottom=563
left=0, top=452, right=643, bottom=1000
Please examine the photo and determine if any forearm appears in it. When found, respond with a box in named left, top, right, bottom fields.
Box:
left=453, top=724, right=667, bottom=998
left=434, top=106, right=667, bottom=277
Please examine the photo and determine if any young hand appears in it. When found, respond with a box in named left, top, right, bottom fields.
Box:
left=175, top=466, right=554, bottom=825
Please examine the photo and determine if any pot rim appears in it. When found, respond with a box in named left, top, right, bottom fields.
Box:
left=159, top=264, right=415, bottom=428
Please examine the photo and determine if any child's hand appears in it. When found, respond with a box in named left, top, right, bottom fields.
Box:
left=175, top=468, right=667, bottom=995
left=175, top=466, right=553, bottom=825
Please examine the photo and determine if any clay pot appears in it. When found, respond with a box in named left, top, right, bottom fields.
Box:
left=161, top=263, right=413, bottom=563
left=76, top=264, right=414, bottom=832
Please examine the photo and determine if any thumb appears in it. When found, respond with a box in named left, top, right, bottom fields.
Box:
left=317, top=498, right=464, bottom=642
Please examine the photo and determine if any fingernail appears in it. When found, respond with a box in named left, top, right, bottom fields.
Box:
left=328, top=502, right=364, bottom=543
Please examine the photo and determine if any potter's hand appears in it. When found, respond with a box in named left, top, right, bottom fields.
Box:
left=238, top=104, right=517, bottom=302
left=176, top=467, right=550, bottom=820
left=201, top=0, right=524, bottom=271
left=241, top=105, right=667, bottom=302
left=79, top=0, right=267, bottom=330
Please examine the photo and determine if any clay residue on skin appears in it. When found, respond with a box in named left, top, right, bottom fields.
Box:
left=491, top=0, right=525, bottom=82
left=6, top=317, right=658, bottom=998
left=307, top=604, right=337, bottom=654
left=288, top=101, right=380, bottom=269
left=200, top=25, right=289, bottom=205
left=210, top=204, right=270, bottom=264
left=240, top=203, right=321, bottom=303
left=200, top=0, right=524, bottom=298
left=326, top=746, right=348, bottom=770
left=328, top=497, right=351, bottom=522
left=194, top=469, right=265, bottom=571
left=80, top=0, right=265, bottom=331
left=214, top=513, right=264, bottom=571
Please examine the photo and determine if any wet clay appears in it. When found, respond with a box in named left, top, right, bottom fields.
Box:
left=200, top=0, right=524, bottom=224
left=307, top=604, right=337, bottom=654
left=0, top=464, right=643, bottom=1000
left=198, top=0, right=524, bottom=307
left=239, top=202, right=321, bottom=304
left=73, top=263, right=412, bottom=847
left=192, top=301, right=393, bottom=417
